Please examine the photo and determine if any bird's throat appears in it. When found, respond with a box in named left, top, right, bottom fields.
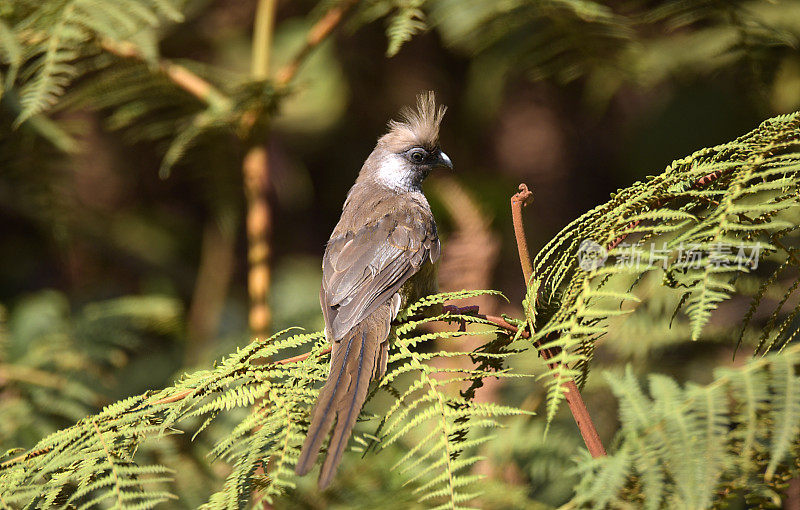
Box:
left=375, top=154, right=424, bottom=192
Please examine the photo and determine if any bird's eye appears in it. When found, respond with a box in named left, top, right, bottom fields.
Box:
left=409, top=149, right=427, bottom=163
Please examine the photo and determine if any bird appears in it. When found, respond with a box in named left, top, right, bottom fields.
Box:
left=294, top=91, right=453, bottom=489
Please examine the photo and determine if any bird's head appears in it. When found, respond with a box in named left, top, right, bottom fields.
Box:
left=361, top=91, right=452, bottom=192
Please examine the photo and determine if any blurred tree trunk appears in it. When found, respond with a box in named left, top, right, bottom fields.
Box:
left=186, top=214, right=237, bottom=364
left=243, top=0, right=277, bottom=338
left=243, top=145, right=273, bottom=337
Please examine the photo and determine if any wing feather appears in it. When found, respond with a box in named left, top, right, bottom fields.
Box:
left=322, top=209, right=437, bottom=341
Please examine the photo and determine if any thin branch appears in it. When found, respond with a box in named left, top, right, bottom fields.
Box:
left=102, top=0, right=360, bottom=110
left=103, top=0, right=358, bottom=107
left=511, top=182, right=607, bottom=458
left=0, top=448, right=51, bottom=470
left=773, top=236, right=800, bottom=268
left=0, top=364, right=71, bottom=391
left=252, top=0, right=278, bottom=80
left=274, top=0, right=358, bottom=86
left=481, top=314, right=526, bottom=337
left=145, top=388, right=196, bottom=407
left=100, top=39, right=230, bottom=110
left=275, top=346, right=332, bottom=365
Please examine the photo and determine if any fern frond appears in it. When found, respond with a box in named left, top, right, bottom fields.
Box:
left=0, top=18, right=22, bottom=94
left=372, top=306, right=532, bottom=509
left=0, top=293, right=531, bottom=509
left=8, top=0, right=184, bottom=125
left=431, top=0, right=631, bottom=86
left=350, top=0, right=430, bottom=57
left=528, top=111, right=800, bottom=423
left=385, top=0, right=426, bottom=57
left=432, top=0, right=799, bottom=104
left=396, top=289, right=504, bottom=322
left=0, top=291, right=184, bottom=456
left=573, top=344, right=800, bottom=507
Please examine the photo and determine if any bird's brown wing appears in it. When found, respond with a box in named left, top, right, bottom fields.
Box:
left=295, top=208, right=439, bottom=486
left=321, top=208, right=440, bottom=341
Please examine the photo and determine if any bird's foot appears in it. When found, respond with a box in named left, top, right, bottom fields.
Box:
left=442, top=304, right=480, bottom=332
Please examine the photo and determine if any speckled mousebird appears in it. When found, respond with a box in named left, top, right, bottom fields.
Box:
left=294, top=92, right=452, bottom=489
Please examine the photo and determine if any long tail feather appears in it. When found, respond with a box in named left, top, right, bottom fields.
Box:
left=317, top=328, right=377, bottom=489
left=294, top=329, right=359, bottom=476
left=295, top=306, right=389, bottom=487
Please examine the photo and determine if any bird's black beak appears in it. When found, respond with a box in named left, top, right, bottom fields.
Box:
left=436, top=150, right=453, bottom=170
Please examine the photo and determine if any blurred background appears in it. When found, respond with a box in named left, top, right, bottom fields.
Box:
left=2, top=0, right=800, bottom=506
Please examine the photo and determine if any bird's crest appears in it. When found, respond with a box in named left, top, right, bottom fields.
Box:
left=381, top=91, right=447, bottom=150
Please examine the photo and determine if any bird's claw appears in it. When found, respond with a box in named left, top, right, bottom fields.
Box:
left=442, top=305, right=480, bottom=332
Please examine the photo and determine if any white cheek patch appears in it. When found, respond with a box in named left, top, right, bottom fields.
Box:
left=377, top=154, right=417, bottom=191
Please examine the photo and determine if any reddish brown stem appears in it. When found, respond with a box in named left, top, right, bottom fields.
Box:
left=513, top=166, right=737, bottom=455
left=511, top=184, right=534, bottom=284
left=511, top=182, right=607, bottom=458
left=275, top=346, right=332, bottom=365
left=607, top=219, right=642, bottom=252
left=481, top=314, right=525, bottom=336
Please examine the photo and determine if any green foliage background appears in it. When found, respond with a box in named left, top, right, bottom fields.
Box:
left=2, top=0, right=800, bottom=508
